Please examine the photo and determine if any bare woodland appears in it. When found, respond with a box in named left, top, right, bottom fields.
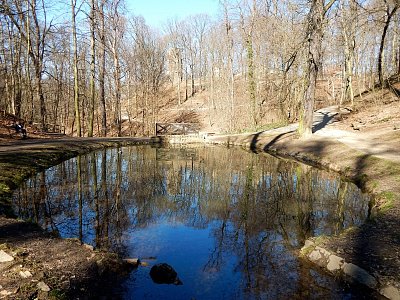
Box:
left=0, top=0, right=399, bottom=137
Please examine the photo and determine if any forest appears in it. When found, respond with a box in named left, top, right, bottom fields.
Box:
left=0, top=0, right=399, bottom=137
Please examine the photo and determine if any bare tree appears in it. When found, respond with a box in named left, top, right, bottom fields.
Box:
left=339, top=0, right=357, bottom=107
left=88, top=0, right=96, bottom=137
left=3, top=0, right=52, bottom=128
left=98, top=0, right=107, bottom=136
left=109, top=0, right=124, bottom=136
left=300, top=0, right=336, bottom=137
left=377, top=0, right=399, bottom=86
left=71, top=0, right=81, bottom=136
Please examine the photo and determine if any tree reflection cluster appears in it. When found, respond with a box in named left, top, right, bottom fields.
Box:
left=13, top=146, right=370, bottom=297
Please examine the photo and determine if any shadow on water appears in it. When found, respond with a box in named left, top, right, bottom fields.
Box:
left=10, top=145, right=379, bottom=299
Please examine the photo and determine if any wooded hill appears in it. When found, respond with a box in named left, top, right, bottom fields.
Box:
left=0, top=0, right=399, bottom=137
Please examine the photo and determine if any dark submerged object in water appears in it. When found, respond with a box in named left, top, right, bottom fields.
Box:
left=150, top=263, right=183, bottom=285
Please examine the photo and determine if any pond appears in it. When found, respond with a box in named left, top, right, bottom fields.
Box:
left=12, top=145, right=371, bottom=299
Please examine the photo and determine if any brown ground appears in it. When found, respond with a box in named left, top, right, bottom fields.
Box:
left=0, top=86, right=399, bottom=298
left=0, top=217, right=133, bottom=299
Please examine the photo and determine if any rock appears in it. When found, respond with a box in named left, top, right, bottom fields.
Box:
left=0, top=290, right=13, bottom=296
left=37, top=281, right=51, bottom=292
left=315, top=246, right=331, bottom=259
left=380, top=285, right=400, bottom=300
left=150, top=263, right=182, bottom=285
left=308, top=250, right=322, bottom=262
left=342, top=263, right=377, bottom=288
left=83, top=243, right=94, bottom=251
left=327, top=255, right=344, bottom=271
left=351, top=122, right=364, bottom=130
left=0, top=250, right=14, bottom=262
left=308, top=246, right=331, bottom=267
left=304, top=240, right=314, bottom=248
left=123, top=258, right=140, bottom=267
left=96, top=256, right=134, bottom=276
left=394, top=124, right=400, bottom=130
left=19, top=270, right=33, bottom=278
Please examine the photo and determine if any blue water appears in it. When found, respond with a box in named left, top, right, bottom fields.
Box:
left=12, top=146, right=371, bottom=299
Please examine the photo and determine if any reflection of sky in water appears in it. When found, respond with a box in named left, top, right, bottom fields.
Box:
left=123, top=221, right=242, bottom=299
left=12, top=146, right=371, bottom=299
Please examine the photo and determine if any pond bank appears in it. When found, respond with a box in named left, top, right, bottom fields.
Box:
left=0, top=137, right=158, bottom=299
left=1, top=133, right=399, bottom=298
left=0, top=137, right=159, bottom=215
left=206, top=130, right=400, bottom=299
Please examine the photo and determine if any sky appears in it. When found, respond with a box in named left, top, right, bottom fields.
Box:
left=126, top=0, right=220, bottom=29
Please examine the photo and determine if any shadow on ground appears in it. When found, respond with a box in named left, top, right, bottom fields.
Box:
left=251, top=131, right=400, bottom=286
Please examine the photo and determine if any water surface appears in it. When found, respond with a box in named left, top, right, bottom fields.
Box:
left=13, top=146, right=371, bottom=299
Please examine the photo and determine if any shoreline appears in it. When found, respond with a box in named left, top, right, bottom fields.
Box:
left=0, top=134, right=399, bottom=298
left=0, top=137, right=158, bottom=299
left=0, top=137, right=159, bottom=215
left=206, top=130, right=400, bottom=299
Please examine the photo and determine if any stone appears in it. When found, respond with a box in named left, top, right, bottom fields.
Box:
left=123, top=258, right=140, bottom=267
left=0, top=250, right=14, bottom=263
left=0, top=290, right=13, bottom=296
left=315, top=246, right=331, bottom=259
left=380, top=285, right=400, bottom=300
left=37, top=281, right=50, bottom=292
left=308, top=250, right=322, bottom=262
left=327, top=255, right=344, bottom=271
left=83, top=244, right=94, bottom=251
left=19, top=270, right=33, bottom=278
left=304, top=240, right=314, bottom=248
left=150, top=263, right=182, bottom=285
left=342, top=263, right=377, bottom=288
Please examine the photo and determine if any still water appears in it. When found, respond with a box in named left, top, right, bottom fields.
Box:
left=13, top=146, right=371, bottom=299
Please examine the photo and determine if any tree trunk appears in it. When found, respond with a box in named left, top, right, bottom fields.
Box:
left=378, top=4, right=398, bottom=86
left=300, top=0, right=336, bottom=137
left=340, top=0, right=356, bottom=107
left=112, top=14, right=122, bottom=137
left=71, top=0, right=81, bottom=137
left=99, top=0, right=107, bottom=136
left=246, top=36, right=256, bottom=128
left=88, top=0, right=96, bottom=137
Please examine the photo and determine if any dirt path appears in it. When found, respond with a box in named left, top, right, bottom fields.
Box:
left=245, top=105, right=400, bottom=163
left=315, top=127, right=400, bottom=162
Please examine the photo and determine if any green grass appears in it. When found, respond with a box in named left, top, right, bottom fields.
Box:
left=377, top=191, right=398, bottom=213
left=49, top=289, right=68, bottom=300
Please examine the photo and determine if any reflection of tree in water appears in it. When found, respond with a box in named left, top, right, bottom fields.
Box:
left=13, top=146, right=370, bottom=293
